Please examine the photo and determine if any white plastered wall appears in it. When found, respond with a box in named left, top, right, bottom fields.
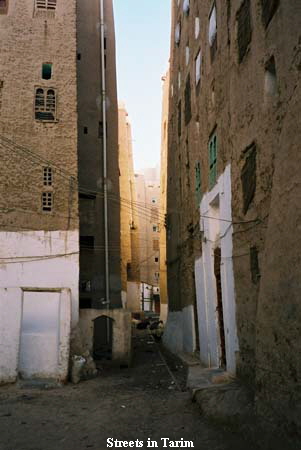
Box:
left=195, top=165, right=239, bottom=372
left=0, top=230, right=79, bottom=382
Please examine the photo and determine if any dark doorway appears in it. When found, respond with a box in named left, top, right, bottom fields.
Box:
left=214, top=247, right=226, bottom=368
left=93, top=316, right=113, bottom=361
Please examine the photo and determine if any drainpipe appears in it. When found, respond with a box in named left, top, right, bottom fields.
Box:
left=100, top=0, right=110, bottom=308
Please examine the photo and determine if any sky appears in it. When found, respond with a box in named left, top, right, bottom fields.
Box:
left=113, top=0, right=171, bottom=171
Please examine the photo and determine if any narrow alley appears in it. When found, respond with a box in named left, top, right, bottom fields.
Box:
left=0, top=331, right=256, bottom=450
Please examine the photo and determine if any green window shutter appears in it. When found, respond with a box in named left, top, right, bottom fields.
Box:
left=209, top=132, right=217, bottom=189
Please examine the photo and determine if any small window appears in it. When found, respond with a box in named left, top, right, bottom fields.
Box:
left=77, top=53, right=81, bottom=61
left=80, top=236, right=95, bottom=249
left=35, top=88, right=56, bottom=121
left=209, top=131, right=217, bottom=189
left=153, top=225, right=159, bottom=232
left=84, top=127, right=88, bottom=134
left=43, top=167, right=52, bottom=186
left=195, top=17, right=200, bottom=39
left=178, top=71, right=181, bottom=89
left=185, top=45, right=190, bottom=65
left=154, top=272, right=160, bottom=280
left=36, top=0, right=57, bottom=10
left=261, top=0, right=279, bottom=28
left=183, top=0, right=189, bottom=15
left=153, top=240, right=159, bottom=252
left=0, top=0, right=8, bottom=14
left=0, top=80, right=3, bottom=110
left=178, top=101, right=181, bottom=137
left=175, top=22, right=181, bottom=46
left=237, top=0, right=252, bottom=63
left=151, top=198, right=157, bottom=204
left=42, top=192, right=53, bottom=212
left=195, top=162, right=202, bottom=206
left=241, top=143, right=256, bottom=214
left=195, top=50, right=202, bottom=85
left=184, top=74, right=192, bottom=125
left=42, top=63, right=52, bottom=80
left=264, top=56, right=277, bottom=98
left=209, top=3, right=217, bottom=60
left=155, top=257, right=159, bottom=263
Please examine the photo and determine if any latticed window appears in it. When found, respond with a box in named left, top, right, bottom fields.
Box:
left=36, top=0, right=57, bottom=10
left=209, top=132, right=217, bottom=189
left=42, top=192, right=53, bottom=212
left=35, top=88, right=56, bottom=121
left=43, top=167, right=52, bottom=186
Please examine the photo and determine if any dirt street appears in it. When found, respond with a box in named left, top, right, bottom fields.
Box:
left=0, top=331, right=257, bottom=450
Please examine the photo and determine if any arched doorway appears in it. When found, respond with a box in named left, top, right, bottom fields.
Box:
left=93, top=316, right=113, bottom=361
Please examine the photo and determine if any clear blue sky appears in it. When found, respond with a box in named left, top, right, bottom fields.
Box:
left=113, top=0, right=171, bottom=171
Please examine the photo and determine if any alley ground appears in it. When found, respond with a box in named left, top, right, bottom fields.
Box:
left=0, top=331, right=258, bottom=450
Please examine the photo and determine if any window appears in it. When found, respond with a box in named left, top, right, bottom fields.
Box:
left=250, top=246, right=260, bottom=284
left=43, top=167, right=52, bottom=186
left=153, top=240, right=159, bottom=251
left=77, top=53, right=81, bottom=61
left=237, top=0, right=252, bottom=63
left=0, top=0, right=8, bottom=14
left=178, top=71, right=181, bottom=89
left=35, top=88, right=56, bottom=121
left=185, top=45, right=190, bottom=65
left=154, top=272, right=160, bottom=280
left=36, top=0, right=56, bottom=10
left=241, top=143, right=256, bottom=214
left=42, top=63, right=52, bottom=80
left=153, top=225, right=159, bottom=233
left=42, top=192, right=53, bottom=212
left=184, top=74, right=191, bottom=125
left=209, top=3, right=217, bottom=61
left=195, top=50, right=202, bottom=85
left=84, top=127, right=88, bottom=134
left=151, top=198, right=157, bottom=204
left=261, top=0, right=279, bottom=28
left=178, top=101, right=181, bottom=137
left=209, top=131, right=217, bottom=189
left=0, top=80, right=3, bottom=110
left=183, top=0, right=190, bottom=15
left=264, top=56, right=277, bottom=97
left=195, top=162, right=202, bottom=206
left=195, top=17, right=200, bottom=39
left=80, top=236, right=95, bottom=249
left=155, top=257, right=159, bottom=263
left=175, top=22, right=181, bottom=46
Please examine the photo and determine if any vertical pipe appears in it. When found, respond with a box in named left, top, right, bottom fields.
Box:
left=100, top=0, right=110, bottom=307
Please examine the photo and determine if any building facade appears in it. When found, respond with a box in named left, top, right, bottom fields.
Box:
left=135, top=168, right=161, bottom=312
left=0, top=0, right=125, bottom=383
left=165, top=0, right=301, bottom=437
left=118, top=103, right=141, bottom=311
left=159, top=71, right=170, bottom=322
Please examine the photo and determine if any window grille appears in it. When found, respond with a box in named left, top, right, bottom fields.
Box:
left=42, top=192, right=53, bottom=212
left=209, top=132, right=217, bottom=189
left=43, top=167, right=52, bottom=186
left=36, top=0, right=56, bottom=10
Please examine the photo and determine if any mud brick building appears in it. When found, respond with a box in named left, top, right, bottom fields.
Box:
left=164, top=0, right=301, bottom=437
left=0, top=0, right=127, bottom=383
